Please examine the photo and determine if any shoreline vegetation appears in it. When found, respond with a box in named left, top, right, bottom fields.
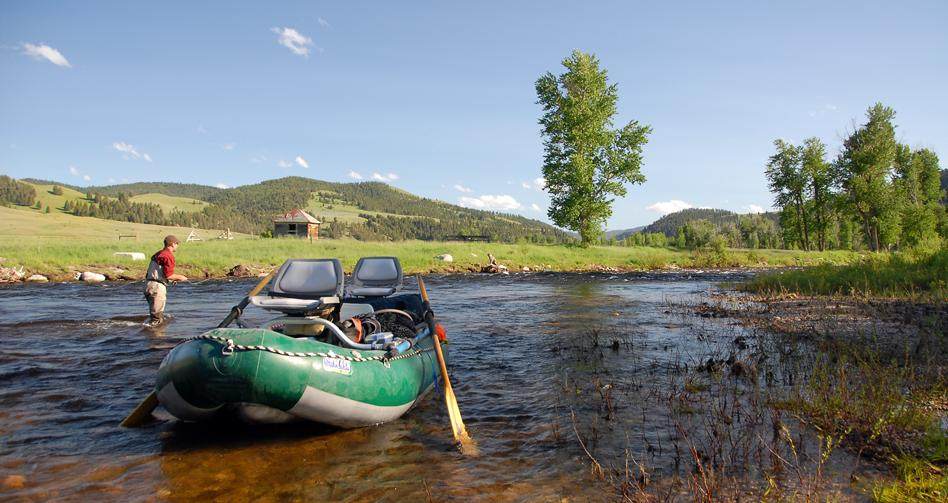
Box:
left=0, top=237, right=864, bottom=283
left=0, top=208, right=867, bottom=283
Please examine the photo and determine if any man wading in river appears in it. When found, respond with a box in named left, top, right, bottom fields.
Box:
left=144, top=235, right=188, bottom=327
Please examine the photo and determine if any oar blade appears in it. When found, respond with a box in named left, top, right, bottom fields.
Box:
left=120, top=391, right=158, bottom=427
left=444, top=387, right=479, bottom=456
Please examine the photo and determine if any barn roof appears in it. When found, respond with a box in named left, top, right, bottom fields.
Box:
left=273, top=208, right=321, bottom=224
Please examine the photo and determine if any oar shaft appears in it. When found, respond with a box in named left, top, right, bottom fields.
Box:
left=218, top=269, right=275, bottom=328
left=418, top=276, right=476, bottom=454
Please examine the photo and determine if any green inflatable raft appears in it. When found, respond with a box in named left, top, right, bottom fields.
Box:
left=154, top=256, right=446, bottom=428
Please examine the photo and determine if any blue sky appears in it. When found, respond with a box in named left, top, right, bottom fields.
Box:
left=2, top=1, right=946, bottom=229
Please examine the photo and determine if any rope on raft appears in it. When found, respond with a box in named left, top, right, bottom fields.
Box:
left=181, top=332, right=435, bottom=367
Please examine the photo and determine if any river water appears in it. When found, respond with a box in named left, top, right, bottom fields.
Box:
left=0, top=272, right=858, bottom=501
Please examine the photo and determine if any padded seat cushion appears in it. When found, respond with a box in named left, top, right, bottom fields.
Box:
left=350, top=286, right=397, bottom=297
left=348, top=256, right=402, bottom=298
left=270, top=258, right=344, bottom=299
left=249, top=295, right=338, bottom=314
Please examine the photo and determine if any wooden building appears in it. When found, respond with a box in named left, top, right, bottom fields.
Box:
left=273, top=209, right=321, bottom=240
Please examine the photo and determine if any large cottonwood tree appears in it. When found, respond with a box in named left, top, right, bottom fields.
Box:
left=536, top=50, right=651, bottom=245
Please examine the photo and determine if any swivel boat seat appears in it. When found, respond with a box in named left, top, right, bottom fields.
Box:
left=339, top=256, right=403, bottom=320
left=348, top=256, right=403, bottom=298
left=249, top=258, right=345, bottom=336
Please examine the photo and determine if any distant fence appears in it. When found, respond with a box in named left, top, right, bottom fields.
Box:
left=444, top=235, right=491, bottom=242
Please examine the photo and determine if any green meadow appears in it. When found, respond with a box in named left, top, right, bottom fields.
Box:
left=0, top=206, right=861, bottom=280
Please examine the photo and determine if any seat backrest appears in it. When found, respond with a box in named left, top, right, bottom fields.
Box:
left=269, top=258, right=344, bottom=299
left=349, top=256, right=402, bottom=297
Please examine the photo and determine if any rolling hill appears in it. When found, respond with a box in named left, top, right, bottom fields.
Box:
left=638, top=208, right=780, bottom=238
left=9, top=176, right=571, bottom=243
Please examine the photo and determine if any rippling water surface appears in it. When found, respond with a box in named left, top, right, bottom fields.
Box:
left=1, top=271, right=792, bottom=501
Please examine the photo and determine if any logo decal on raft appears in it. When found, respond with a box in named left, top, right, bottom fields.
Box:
left=322, top=357, right=352, bottom=376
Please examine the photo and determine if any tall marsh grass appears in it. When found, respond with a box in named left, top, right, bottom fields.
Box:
left=742, top=244, right=948, bottom=299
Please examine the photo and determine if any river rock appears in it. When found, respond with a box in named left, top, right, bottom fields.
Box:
left=3, top=474, right=26, bottom=489
left=227, top=264, right=253, bottom=277
left=26, top=274, right=49, bottom=283
left=113, top=252, right=146, bottom=261
left=480, top=253, right=509, bottom=274
left=0, top=266, right=25, bottom=283
left=435, top=254, right=454, bottom=262
left=77, top=271, right=106, bottom=283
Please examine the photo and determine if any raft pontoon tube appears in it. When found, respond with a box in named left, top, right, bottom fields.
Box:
left=154, top=257, right=444, bottom=427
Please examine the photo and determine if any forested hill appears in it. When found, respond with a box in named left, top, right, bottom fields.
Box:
left=205, top=177, right=568, bottom=242
left=12, top=176, right=569, bottom=243
left=641, top=208, right=780, bottom=237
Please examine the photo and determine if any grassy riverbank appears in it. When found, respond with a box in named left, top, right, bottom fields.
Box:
left=742, top=244, right=948, bottom=299
left=733, top=244, right=947, bottom=500
left=0, top=237, right=864, bottom=281
left=0, top=206, right=863, bottom=281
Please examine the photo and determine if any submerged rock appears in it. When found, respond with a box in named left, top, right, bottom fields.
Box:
left=3, top=474, right=26, bottom=489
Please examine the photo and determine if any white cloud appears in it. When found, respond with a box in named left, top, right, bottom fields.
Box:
left=108, top=178, right=116, bottom=183
left=22, top=43, right=71, bottom=67
left=250, top=155, right=267, bottom=163
left=348, top=170, right=363, bottom=180
left=371, top=172, right=399, bottom=182
left=522, top=177, right=547, bottom=190
left=113, top=141, right=152, bottom=162
left=272, top=27, right=313, bottom=57
left=82, top=174, right=91, bottom=182
left=215, top=183, right=229, bottom=189
left=453, top=184, right=473, bottom=193
left=318, top=17, right=331, bottom=28
left=68, top=165, right=80, bottom=176
left=808, top=104, right=839, bottom=118
left=277, top=159, right=292, bottom=168
left=458, top=194, right=522, bottom=211
left=295, top=155, right=309, bottom=168
left=646, top=200, right=694, bottom=215
left=197, top=125, right=208, bottom=134
left=531, top=203, right=542, bottom=212
left=742, top=204, right=766, bottom=214
left=222, top=143, right=236, bottom=151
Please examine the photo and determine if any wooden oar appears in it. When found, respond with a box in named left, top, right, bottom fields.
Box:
left=417, top=276, right=478, bottom=455
left=120, top=270, right=276, bottom=427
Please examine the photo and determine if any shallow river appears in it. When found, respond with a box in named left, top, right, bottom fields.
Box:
left=1, top=271, right=826, bottom=501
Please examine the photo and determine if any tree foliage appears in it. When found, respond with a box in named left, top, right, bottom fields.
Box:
left=536, top=50, right=651, bottom=245
left=764, top=103, right=945, bottom=251
left=834, top=103, right=901, bottom=251
left=0, top=175, right=37, bottom=206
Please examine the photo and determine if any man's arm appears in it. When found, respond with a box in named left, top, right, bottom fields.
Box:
left=158, top=252, right=187, bottom=282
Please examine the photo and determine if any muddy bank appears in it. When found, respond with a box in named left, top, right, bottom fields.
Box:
left=698, top=292, right=947, bottom=353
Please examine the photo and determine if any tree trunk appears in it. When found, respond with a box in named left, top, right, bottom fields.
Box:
left=794, top=200, right=809, bottom=251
